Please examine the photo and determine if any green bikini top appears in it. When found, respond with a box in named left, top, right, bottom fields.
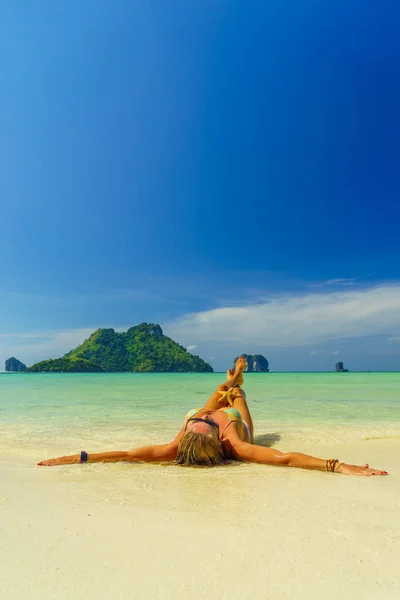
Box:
left=185, top=407, right=243, bottom=422
left=185, top=407, right=243, bottom=438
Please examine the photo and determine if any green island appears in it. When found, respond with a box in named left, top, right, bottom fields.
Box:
left=27, top=323, right=213, bottom=373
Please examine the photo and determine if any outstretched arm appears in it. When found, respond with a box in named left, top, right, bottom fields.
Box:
left=38, top=441, right=179, bottom=466
left=231, top=441, right=388, bottom=476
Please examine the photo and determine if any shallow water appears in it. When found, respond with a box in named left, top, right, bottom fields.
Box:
left=1, top=372, right=399, bottom=459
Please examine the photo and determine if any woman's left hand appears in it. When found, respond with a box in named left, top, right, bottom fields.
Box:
left=336, top=462, right=388, bottom=476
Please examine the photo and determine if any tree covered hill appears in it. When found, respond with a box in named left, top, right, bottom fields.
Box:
left=28, top=357, right=105, bottom=372
left=28, top=323, right=213, bottom=372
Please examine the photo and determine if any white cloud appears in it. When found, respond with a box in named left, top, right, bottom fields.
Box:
left=325, top=278, right=356, bottom=286
left=0, top=333, right=45, bottom=339
left=388, top=336, right=400, bottom=344
left=0, top=328, right=95, bottom=366
left=163, top=284, right=400, bottom=349
left=186, top=345, right=197, bottom=351
left=310, top=350, right=326, bottom=356
left=332, top=350, right=339, bottom=355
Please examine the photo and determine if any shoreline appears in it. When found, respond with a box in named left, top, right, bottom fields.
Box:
left=2, top=370, right=400, bottom=373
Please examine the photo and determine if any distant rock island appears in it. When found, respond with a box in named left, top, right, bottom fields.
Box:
left=27, top=323, right=213, bottom=373
left=5, top=357, right=27, bottom=372
left=234, top=354, right=270, bottom=372
left=335, top=361, right=349, bottom=372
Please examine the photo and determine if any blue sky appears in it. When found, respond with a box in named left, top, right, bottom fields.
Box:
left=1, top=1, right=400, bottom=371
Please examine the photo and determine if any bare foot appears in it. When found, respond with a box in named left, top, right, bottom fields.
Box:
left=227, top=367, right=243, bottom=386
left=235, top=356, right=247, bottom=378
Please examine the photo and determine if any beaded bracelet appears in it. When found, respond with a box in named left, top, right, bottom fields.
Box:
left=326, top=458, right=339, bottom=472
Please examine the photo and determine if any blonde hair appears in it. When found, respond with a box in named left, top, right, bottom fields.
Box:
left=175, top=431, right=225, bottom=467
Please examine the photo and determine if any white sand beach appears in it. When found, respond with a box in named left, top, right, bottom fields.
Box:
left=1, top=438, right=399, bottom=600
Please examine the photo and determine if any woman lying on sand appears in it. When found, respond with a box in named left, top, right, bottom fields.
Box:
left=38, top=357, right=388, bottom=476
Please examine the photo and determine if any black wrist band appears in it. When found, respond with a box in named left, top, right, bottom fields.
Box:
left=80, top=450, right=88, bottom=463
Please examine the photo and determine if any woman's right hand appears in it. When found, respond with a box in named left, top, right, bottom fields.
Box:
left=336, top=462, right=388, bottom=476
left=38, top=455, right=80, bottom=466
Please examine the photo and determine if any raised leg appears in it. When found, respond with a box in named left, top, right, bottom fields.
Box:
left=203, top=357, right=247, bottom=410
left=203, top=383, right=239, bottom=410
left=202, top=358, right=254, bottom=442
left=229, top=389, right=254, bottom=443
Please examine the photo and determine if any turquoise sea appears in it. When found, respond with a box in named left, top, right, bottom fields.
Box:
left=1, top=372, right=400, bottom=461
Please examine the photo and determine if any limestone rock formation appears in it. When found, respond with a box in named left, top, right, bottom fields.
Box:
left=335, top=361, right=349, bottom=372
left=5, top=357, right=27, bottom=372
left=234, top=354, right=270, bottom=372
